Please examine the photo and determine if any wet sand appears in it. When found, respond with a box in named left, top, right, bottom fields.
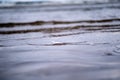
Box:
left=0, top=3, right=120, bottom=80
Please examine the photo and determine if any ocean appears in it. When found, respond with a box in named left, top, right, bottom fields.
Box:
left=0, top=2, right=120, bottom=80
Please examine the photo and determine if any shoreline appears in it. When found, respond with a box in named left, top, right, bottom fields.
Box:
left=0, top=2, right=120, bottom=9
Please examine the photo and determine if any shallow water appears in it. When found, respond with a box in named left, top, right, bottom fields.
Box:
left=0, top=3, right=120, bottom=80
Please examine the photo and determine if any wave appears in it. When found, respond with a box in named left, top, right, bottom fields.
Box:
left=0, top=24, right=120, bottom=34
left=0, top=18, right=120, bottom=28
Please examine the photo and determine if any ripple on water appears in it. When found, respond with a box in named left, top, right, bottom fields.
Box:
left=0, top=3, right=120, bottom=80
